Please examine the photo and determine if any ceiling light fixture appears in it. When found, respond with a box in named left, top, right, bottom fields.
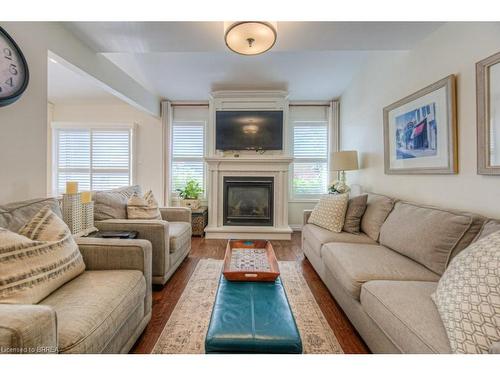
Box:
left=224, top=21, right=277, bottom=56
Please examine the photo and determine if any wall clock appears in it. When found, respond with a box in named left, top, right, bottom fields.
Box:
left=0, top=27, right=29, bottom=107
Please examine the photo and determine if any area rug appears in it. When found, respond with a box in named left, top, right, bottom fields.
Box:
left=152, top=259, right=343, bottom=354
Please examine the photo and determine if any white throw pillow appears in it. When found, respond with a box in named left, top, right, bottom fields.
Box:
left=0, top=206, right=85, bottom=304
left=127, top=190, right=162, bottom=220
left=308, top=194, right=349, bottom=233
left=432, top=230, right=500, bottom=354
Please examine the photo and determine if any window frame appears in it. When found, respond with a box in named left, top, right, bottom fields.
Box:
left=290, top=119, right=330, bottom=201
left=51, top=122, right=135, bottom=196
left=169, top=119, right=207, bottom=199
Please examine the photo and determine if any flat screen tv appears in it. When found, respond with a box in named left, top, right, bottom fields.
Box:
left=216, top=110, right=283, bottom=151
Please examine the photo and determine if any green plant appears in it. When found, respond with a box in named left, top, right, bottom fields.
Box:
left=176, top=179, right=204, bottom=200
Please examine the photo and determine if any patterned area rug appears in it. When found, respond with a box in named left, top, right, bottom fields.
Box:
left=152, top=259, right=343, bottom=354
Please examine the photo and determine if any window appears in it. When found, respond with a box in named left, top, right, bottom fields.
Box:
left=171, top=121, right=205, bottom=194
left=53, top=125, right=133, bottom=195
left=290, top=106, right=330, bottom=199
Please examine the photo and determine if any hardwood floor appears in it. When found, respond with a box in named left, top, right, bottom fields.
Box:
left=131, top=233, right=370, bottom=354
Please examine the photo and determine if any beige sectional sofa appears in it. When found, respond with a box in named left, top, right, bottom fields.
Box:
left=302, top=193, right=498, bottom=354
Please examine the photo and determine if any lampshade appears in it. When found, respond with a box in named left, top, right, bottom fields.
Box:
left=224, top=22, right=277, bottom=55
left=331, top=151, right=359, bottom=171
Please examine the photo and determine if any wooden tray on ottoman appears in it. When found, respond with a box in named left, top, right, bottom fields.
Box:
left=223, top=240, right=280, bottom=282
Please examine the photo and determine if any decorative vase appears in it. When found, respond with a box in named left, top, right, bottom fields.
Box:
left=181, top=199, right=200, bottom=209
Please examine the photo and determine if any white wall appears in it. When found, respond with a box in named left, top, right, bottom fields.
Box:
left=0, top=22, right=158, bottom=204
left=341, top=22, right=500, bottom=219
left=52, top=102, right=163, bottom=198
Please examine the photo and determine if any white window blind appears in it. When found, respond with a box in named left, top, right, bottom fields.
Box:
left=171, top=121, right=205, bottom=193
left=290, top=106, right=330, bottom=199
left=54, top=127, right=132, bottom=195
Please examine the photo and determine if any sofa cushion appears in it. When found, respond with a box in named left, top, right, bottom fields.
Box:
left=360, top=280, right=451, bottom=353
left=343, top=194, right=368, bottom=234
left=432, top=231, right=500, bottom=354
left=379, top=201, right=479, bottom=275
left=0, top=207, right=85, bottom=304
left=308, top=194, right=349, bottom=233
left=321, top=242, right=440, bottom=300
left=93, top=185, right=142, bottom=221
left=360, top=193, right=395, bottom=241
left=302, top=223, right=377, bottom=259
left=0, top=197, right=62, bottom=232
left=40, top=270, right=146, bottom=353
left=169, top=222, right=192, bottom=253
left=474, top=219, right=500, bottom=242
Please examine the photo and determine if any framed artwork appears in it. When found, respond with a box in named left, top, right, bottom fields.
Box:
left=476, top=51, right=500, bottom=175
left=383, top=75, right=457, bottom=174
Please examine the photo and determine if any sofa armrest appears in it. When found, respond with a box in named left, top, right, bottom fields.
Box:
left=94, top=219, right=169, bottom=278
left=160, top=207, right=191, bottom=223
left=75, top=237, right=152, bottom=314
left=0, top=304, right=57, bottom=354
left=303, top=210, right=313, bottom=225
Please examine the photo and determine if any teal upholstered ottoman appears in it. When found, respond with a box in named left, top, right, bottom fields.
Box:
left=205, top=276, right=302, bottom=354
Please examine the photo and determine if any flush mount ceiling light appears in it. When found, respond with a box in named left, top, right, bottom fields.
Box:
left=224, top=21, right=277, bottom=55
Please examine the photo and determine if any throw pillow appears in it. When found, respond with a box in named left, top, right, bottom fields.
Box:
left=432, top=231, right=500, bottom=353
left=308, top=194, right=349, bottom=233
left=0, top=206, right=85, bottom=304
left=93, top=185, right=142, bottom=221
left=343, top=194, right=368, bottom=234
left=127, top=190, right=162, bottom=220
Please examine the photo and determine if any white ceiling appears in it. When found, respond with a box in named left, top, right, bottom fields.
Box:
left=48, top=57, right=125, bottom=105
left=59, top=22, right=444, bottom=101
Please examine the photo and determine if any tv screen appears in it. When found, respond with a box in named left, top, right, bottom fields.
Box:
left=216, top=110, right=283, bottom=151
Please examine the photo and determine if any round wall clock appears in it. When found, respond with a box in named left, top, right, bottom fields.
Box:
left=0, top=27, right=29, bottom=107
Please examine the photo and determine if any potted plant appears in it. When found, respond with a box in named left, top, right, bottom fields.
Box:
left=176, top=179, right=204, bottom=209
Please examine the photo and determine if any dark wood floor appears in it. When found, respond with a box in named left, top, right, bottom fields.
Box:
left=131, top=233, right=370, bottom=354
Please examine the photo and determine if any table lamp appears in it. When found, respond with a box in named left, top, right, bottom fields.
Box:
left=331, top=150, right=359, bottom=192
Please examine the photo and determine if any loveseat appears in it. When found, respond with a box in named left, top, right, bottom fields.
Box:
left=0, top=198, right=152, bottom=354
left=302, top=193, right=500, bottom=354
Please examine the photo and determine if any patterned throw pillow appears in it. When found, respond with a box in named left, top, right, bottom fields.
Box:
left=432, top=231, right=500, bottom=353
left=0, top=206, right=85, bottom=304
left=127, top=190, right=162, bottom=220
left=343, top=194, right=368, bottom=234
left=308, top=194, right=349, bottom=233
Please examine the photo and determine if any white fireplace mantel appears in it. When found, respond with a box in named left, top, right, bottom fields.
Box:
left=204, top=156, right=293, bottom=240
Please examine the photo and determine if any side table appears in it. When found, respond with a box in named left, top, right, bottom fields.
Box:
left=191, top=206, right=208, bottom=237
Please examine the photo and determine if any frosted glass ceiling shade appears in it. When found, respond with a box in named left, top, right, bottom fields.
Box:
left=224, top=22, right=277, bottom=55
left=331, top=151, right=359, bottom=171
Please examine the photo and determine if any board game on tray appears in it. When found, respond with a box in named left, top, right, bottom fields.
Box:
left=223, top=240, right=280, bottom=282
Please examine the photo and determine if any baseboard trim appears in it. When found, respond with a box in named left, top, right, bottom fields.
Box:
left=289, top=224, right=303, bottom=232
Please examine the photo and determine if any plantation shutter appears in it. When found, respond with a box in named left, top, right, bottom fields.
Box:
left=54, top=127, right=132, bottom=194
left=171, top=122, right=205, bottom=192
left=290, top=106, right=330, bottom=199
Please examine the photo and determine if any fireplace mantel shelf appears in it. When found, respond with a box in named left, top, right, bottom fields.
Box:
left=205, top=156, right=293, bottom=163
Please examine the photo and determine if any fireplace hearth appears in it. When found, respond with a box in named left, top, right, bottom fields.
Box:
left=223, top=176, right=274, bottom=226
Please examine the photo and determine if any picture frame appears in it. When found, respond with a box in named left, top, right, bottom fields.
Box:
left=476, top=51, right=500, bottom=175
left=383, top=75, right=457, bottom=174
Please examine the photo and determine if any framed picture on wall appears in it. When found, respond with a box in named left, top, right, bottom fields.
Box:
left=476, top=51, right=500, bottom=175
left=383, top=75, right=458, bottom=174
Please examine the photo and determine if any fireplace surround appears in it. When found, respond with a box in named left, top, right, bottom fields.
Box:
left=204, top=156, right=293, bottom=240
left=223, top=176, right=274, bottom=226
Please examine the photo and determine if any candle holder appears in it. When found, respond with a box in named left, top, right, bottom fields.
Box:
left=62, top=193, right=84, bottom=236
left=81, top=201, right=97, bottom=236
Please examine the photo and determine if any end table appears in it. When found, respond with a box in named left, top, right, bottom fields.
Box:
left=191, top=206, right=208, bottom=237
